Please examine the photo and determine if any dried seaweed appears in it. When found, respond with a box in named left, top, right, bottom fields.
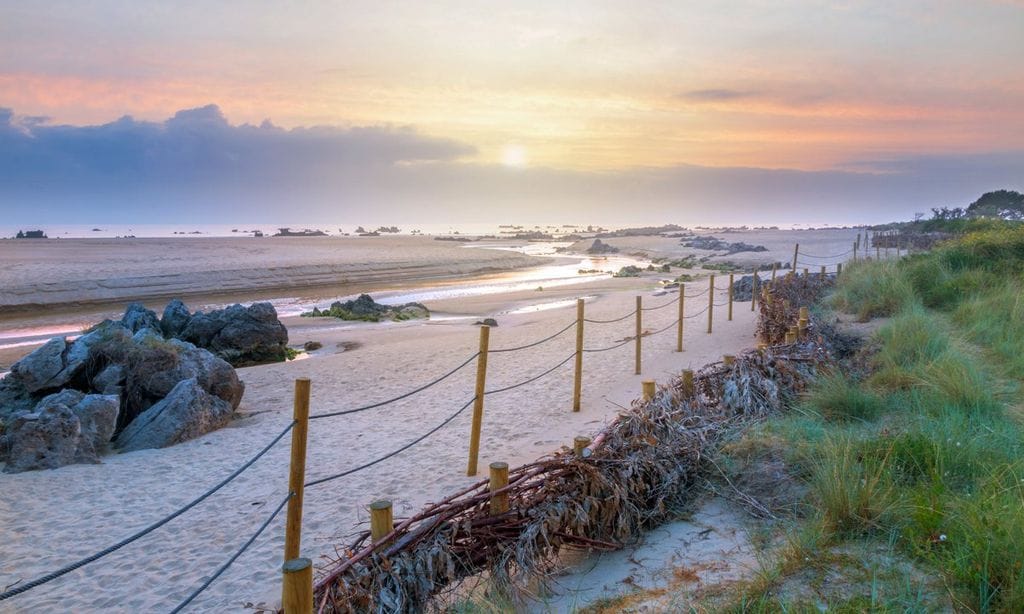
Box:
left=310, top=279, right=839, bottom=613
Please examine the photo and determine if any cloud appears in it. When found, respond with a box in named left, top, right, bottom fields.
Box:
left=678, top=88, right=759, bottom=102
left=0, top=105, right=1022, bottom=227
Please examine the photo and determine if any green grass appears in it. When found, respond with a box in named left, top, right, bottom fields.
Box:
left=716, top=225, right=1024, bottom=612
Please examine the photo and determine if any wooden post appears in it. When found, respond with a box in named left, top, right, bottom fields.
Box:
left=751, top=272, right=758, bottom=311
left=676, top=283, right=684, bottom=352
left=489, top=462, right=509, bottom=515
left=707, top=275, right=714, bottom=334
left=876, top=244, right=880, bottom=260
left=727, top=273, right=734, bottom=321
left=723, top=354, right=735, bottom=366
left=281, top=558, right=313, bottom=614
left=791, top=243, right=799, bottom=272
left=803, top=268, right=809, bottom=279
left=574, top=435, right=592, bottom=458
left=785, top=330, right=797, bottom=344
left=572, top=299, right=584, bottom=412
left=798, top=318, right=809, bottom=340
left=856, top=232, right=861, bottom=251
left=466, top=326, right=490, bottom=476
left=799, top=306, right=809, bottom=320
left=370, top=500, right=393, bottom=542
left=771, top=262, right=778, bottom=283
left=681, top=369, right=695, bottom=397
left=820, top=265, right=826, bottom=278
left=284, top=378, right=311, bottom=562
left=642, top=379, right=656, bottom=401
left=837, top=262, right=843, bottom=276
left=853, top=241, right=858, bottom=262
left=634, top=296, right=642, bottom=375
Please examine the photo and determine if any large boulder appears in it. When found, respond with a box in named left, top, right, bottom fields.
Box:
left=119, top=337, right=243, bottom=430
left=115, top=378, right=234, bottom=452
left=161, top=299, right=192, bottom=338
left=178, top=302, right=288, bottom=366
left=121, top=303, right=161, bottom=333
left=9, top=337, right=68, bottom=393
left=2, top=390, right=119, bottom=473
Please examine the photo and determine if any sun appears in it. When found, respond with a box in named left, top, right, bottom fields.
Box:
left=501, top=144, right=528, bottom=168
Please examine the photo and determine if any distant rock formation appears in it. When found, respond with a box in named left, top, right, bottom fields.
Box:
left=586, top=239, right=619, bottom=254
left=681, top=236, right=768, bottom=254
left=304, top=294, right=429, bottom=322
left=14, top=230, right=47, bottom=239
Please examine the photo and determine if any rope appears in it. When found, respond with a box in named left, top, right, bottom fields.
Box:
left=584, top=309, right=637, bottom=324
left=647, top=318, right=681, bottom=337
left=640, top=295, right=679, bottom=311
left=683, top=305, right=710, bottom=319
left=0, top=421, right=295, bottom=602
left=485, top=353, right=576, bottom=396
left=309, top=352, right=480, bottom=420
left=796, top=248, right=854, bottom=259
left=582, top=337, right=634, bottom=353
left=684, top=286, right=710, bottom=298
left=168, top=493, right=292, bottom=613
left=488, top=320, right=576, bottom=353
left=305, top=398, right=475, bottom=489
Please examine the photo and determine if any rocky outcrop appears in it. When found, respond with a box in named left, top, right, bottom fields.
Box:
left=586, top=239, right=619, bottom=254
left=1, top=390, right=118, bottom=473
left=0, top=310, right=246, bottom=472
left=122, top=303, right=162, bottom=333
left=161, top=299, right=192, bottom=338
left=177, top=302, right=289, bottom=366
left=681, top=236, right=768, bottom=254
left=304, top=294, right=430, bottom=322
left=115, top=378, right=234, bottom=452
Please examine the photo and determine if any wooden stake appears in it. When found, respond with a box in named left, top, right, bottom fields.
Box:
left=681, top=369, right=695, bottom=397
left=803, top=268, right=809, bottom=279
left=853, top=241, right=858, bottom=262
left=572, top=299, right=584, bottom=412
left=751, top=272, right=758, bottom=312
left=466, top=326, right=490, bottom=476
left=771, top=262, right=778, bottom=283
left=642, top=379, right=656, bottom=401
left=820, top=265, right=826, bottom=278
left=837, top=262, right=843, bottom=276
left=723, top=354, right=735, bottom=366
left=785, top=330, right=797, bottom=344
left=792, top=243, right=799, bottom=272
left=798, top=317, right=809, bottom=340
left=635, top=296, right=642, bottom=375
left=489, top=462, right=509, bottom=515
left=727, top=273, right=734, bottom=321
left=281, top=558, right=313, bottom=614
left=707, top=275, right=714, bottom=334
left=284, top=378, right=311, bottom=562
left=574, top=435, right=592, bottom=458
left=676, top=283, right=684, bottom=352
left=370, top=500, right=393, bottom=543
left=799, top=306, right=809, bottom=320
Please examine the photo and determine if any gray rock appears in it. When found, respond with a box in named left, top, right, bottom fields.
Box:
left=161, top=299, right=192, bottom=338
left=3, top=391, right=119, bottom=473
left=121, top=302, right=161, bottom=333
left=209, top=303, right=288, bottom=366
left=474, top=318, right=499, bottom=327
left=178, top=312, right=225, bottom=349
left=10, top=337, right=68, bottom=393
left=60, top=320, right=129, bottom=384
left=92, top=364, right=125, bottom=395
left=115, top=378, right=234, bottom=452
left=586, top=238, right=619, bottom=254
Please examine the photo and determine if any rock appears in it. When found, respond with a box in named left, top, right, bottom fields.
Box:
left=2, top=391, right=119, bottom=473
left=303, top=341, right=323, bottom=351
left=208, top=303, right=288, bottom=366
left=310, top=295, right=429, bottom=323
left=586, top=239, right=619, bottom=254
left=179, top=302, right=288, bottom=366
left=10, top=337, right=68, bottom=393
left=474, top=318, right=499, bottom=327
left=91, top=364, right=125, bottom=395
left=115, top=378, right=234, bottom=452
left=161, top=299, right=192, bottom=337
left=121, top=303, right=161, bottom=333
left=395, top=304, right=429, bottom=321
left=120, top=338, right=243, bottom=430
left=0, top=377, right=34, bottom=424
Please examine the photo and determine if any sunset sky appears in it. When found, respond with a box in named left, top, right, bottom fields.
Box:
left=2, top=1, right=1023, bottom=225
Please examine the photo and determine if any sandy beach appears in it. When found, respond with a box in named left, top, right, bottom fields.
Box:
left=0, top=228, right=862, bottom=612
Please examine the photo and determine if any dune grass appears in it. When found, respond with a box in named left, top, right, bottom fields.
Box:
left=709, top=224, right=1024, bottom=612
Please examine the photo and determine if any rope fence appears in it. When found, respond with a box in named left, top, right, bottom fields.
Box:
left=0, top=239, right=866, bottom=612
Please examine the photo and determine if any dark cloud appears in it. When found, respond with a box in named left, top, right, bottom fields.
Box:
left=678, top=88, right=758, bottom=101
left=1, top=105, right=1022, bottom=226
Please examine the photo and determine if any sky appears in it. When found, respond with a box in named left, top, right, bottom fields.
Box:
left=1, top=0, right=1023, bottom=226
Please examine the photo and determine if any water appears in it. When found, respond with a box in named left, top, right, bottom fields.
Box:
left=0, top=241, right=651, bottom=352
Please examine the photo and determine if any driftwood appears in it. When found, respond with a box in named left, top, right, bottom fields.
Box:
left=310, top=277, right=837, bottom=613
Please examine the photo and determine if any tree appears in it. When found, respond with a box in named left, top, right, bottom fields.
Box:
left=966, top=190, right=1024, bottom=220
